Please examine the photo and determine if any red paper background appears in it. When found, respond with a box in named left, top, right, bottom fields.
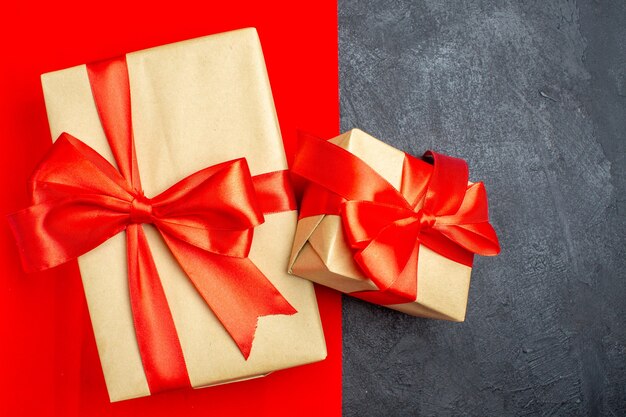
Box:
left=0, top=1, right=341, bottom=416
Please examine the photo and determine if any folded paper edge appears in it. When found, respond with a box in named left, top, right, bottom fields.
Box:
left=288, top=214, right=326, bottom=272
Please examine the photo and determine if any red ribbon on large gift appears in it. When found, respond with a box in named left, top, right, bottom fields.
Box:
left=7, top=57, right=297, bottom=394
left=292, top=133, right=500, bottom=306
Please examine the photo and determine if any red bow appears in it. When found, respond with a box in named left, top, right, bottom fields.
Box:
left=8, top=57, right=296, bottom=394
left=292, top=133, right=500, bottom=305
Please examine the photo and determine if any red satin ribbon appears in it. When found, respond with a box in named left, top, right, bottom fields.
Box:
left=8, top=57, right=297, bottom=394
left=292, top=132, right=500, bottom=306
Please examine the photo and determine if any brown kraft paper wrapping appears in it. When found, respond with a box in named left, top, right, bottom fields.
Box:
left=41, top=28, right=326, bottom=402
left=289, top=129, right=472, bottom=322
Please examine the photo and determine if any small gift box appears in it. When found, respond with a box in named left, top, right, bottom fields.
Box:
left=289, top=129, right=500, bottom=321
left=9, top=28, right=326, bottom=402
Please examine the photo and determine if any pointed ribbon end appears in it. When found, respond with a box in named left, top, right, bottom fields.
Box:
left=231, top=300, right=297, bottom=360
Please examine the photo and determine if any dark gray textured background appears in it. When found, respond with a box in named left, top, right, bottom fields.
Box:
left=339, top=1, right=625, bottom=416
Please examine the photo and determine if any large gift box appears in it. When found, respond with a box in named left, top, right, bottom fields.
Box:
left=289, top=129, right=500, bottom=321
left=9, top=28, right=326, bottom=402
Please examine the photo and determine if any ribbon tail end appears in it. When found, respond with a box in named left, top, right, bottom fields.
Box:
left=235, top=298, right=298, bottom=360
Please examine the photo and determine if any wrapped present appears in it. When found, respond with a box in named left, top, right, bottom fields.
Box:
left=8, top=28, right=326, bottom=402
left=289, top=129, right=500, bottom=321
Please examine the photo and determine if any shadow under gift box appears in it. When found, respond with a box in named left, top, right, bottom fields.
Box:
left=40, top=28, right=326, bottom=402
left=289, top=128, right=479, bottom=322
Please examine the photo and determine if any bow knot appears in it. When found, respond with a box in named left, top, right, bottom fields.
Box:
left=129, top=193, right=153, bottom=224
left=415, top=209, right=435, bottom=230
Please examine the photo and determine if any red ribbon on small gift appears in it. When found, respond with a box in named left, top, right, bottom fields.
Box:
left=292, top=132, right=500, bottom=306
left=7, top=57, right=297, bottom=394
